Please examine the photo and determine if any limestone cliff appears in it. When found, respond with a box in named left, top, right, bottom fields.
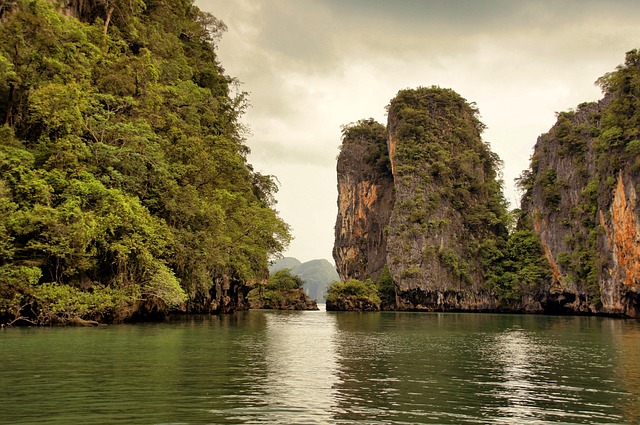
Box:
left=385, top=88, right=510, bottom=310
left=334, top=88, right=512, bottom=311
left=334, top=53, right=640, bottom=317
left=519, top=50, right=640, bottom=317
left=333, top=119, right=394, bottom=282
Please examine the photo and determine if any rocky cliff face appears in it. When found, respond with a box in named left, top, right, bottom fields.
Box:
left=385, top=88, right=510, bottom=310
left=333, top=119, right=394, bottom=281
left=334, top=88, right=511, bottom=311
left=519, top=50, right=640, bottom=317
left=189, top=275, right=250, bottom=314
left=335, top=52, right=640, bottom=317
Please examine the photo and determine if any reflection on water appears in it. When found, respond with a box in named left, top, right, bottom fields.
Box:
left=481, top=327, right=606, bottom=424
left=1, top=310, right=640, bottom=424
left=206, top=309, right=341, bottom=424
left=329, top=313, right=636, bottom=424
left=487, top=328, right=543, bottom=422
left=484, top=325, right=621, bottom=424
left=239, top=310, right=339, bottom=424
left=611, top=318, right=640, bottom=425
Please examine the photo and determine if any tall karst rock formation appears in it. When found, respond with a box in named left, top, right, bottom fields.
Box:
left=333, top=119, right=394, bottom=282
left=335, top=51, right=640, bottom=317
left=518, top=50, right=640, bottom=317
left=334, top=87, right=512, bottom=311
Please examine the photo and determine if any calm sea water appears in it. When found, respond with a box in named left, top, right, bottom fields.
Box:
left=1, top=307, right=640, bottom=424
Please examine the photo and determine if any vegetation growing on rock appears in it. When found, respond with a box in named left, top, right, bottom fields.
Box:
left=0, top=0, right=290, bottom=325
left=386, top=87, right=513, bottom=305
left=248, top=269, right=317, bottom=310
left=325, top=278, right=381, bottom=311
left=332, top=51, right=640, bottom=317
left=334, top=87, right=543, bottom=311
left=517, top=49, right=640, bottom=316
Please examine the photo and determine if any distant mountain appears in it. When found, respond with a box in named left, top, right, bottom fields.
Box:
left=269, top=258, right=339, bottom=302
left=269, top=257, right=302, bottom=272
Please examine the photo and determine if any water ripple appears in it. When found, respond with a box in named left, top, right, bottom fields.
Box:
left=1, top=312, right=639, bottom=424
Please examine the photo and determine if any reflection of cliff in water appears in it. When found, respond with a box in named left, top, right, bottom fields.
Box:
left=331, top=313, right=401, bottom=422
left=329, top=312, right=633, bottom=423
left=611, top=319, right=640, bottom=424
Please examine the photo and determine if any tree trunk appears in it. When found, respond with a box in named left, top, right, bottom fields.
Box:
left=4, top=83, right=14, bottom=125
left=104, top=4, right=115, bottom=35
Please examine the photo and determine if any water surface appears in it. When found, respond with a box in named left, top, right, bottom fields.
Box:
left=1, top=308, right=639, bottom=424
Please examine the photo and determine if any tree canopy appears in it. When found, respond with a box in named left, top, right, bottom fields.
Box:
left=247, top=269, right=317, bottom=310
left=0, top=0, right=290, bottom=324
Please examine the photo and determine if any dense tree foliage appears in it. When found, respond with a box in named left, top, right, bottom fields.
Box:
left=325, top=278, right=381, bottom=311
left=596, top=49, right=640, bottom=158
left=247, top=269, right=317, bottom=310
left=340, top=118, right=391, bottom=177
left=489, top=211, right=552, bottom=306
left=0, top=0, right=290, bottom=324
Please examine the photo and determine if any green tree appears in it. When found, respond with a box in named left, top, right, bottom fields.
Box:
left=0, top=0, right=290, bottom=324
left=247, top=269, right=316, bottom=310
left=325, top=279, right=381, bottom=311
left=266, top=269, right=304, bottom=291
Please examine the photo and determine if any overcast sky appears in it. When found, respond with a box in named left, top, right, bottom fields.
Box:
left=194, top=0, right=640, bottom=264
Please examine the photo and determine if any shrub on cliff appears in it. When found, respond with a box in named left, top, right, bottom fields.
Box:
left=340, top=119, right=391, bottom=177
left=248, top=269, right=317, bottom=310
left=375, top=265, right=396, bottom=308
left=494, top=226, right=552, bottom=305
left=325, top=279, right=381, bottom=311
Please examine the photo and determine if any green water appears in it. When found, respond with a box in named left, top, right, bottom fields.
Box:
left=2, top=309, right=640, bottom=424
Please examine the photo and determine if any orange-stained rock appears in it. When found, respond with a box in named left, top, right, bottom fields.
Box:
left=388, top=132, right=397, bottom=184
left=602, top=173, right=640, bottom=287
left=334, top=88, right=511, bottom=312
left=333, top=119, right=394, bottom=282
left=520, top=73, right=640, bottom=317
left=534, top=214, right=563, bottom=289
